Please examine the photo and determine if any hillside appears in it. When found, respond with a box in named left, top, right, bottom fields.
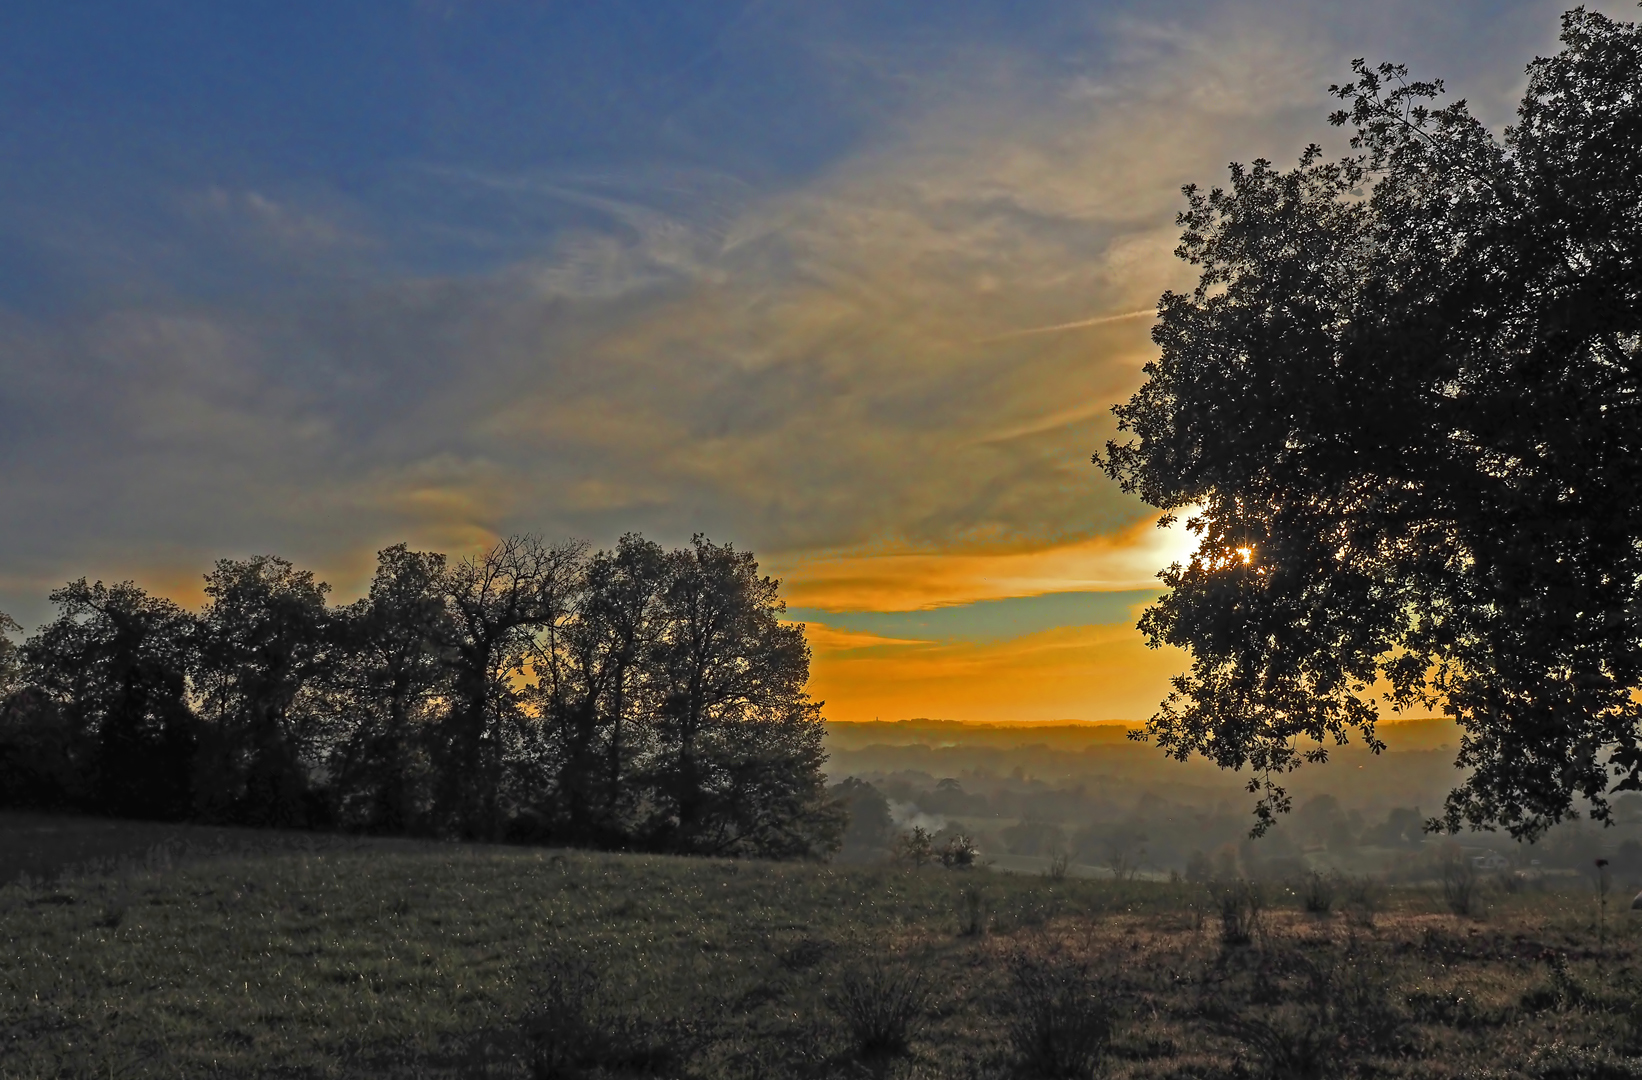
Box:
left=2, top=824, right=1640, bottom=1078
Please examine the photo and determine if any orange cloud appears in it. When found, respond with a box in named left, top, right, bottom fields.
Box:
left=773, top=513, right=1197, bottom=613
left=805, top=620, right=1186, bottom=724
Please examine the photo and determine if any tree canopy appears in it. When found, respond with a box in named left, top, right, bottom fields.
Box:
left=1100, top=7, right=1642, bottom=839
left=0, top=534, right=842, bottom=860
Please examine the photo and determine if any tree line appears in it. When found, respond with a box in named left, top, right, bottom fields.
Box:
left=0, top=534, right=844, bottom=859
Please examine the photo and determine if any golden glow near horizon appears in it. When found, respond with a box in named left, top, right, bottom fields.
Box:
left=5, top=4, right=1563, bottom=730
left=775, top=515, right=1200, bottom=724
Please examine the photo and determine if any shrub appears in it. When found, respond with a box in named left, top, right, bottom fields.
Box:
left=1003, top=948, right=1114, bottom=1080
left=1205, top=941, right=1407, bottom=1080
left=941, top=833, right=979, bottom=868
left=1341, top=875, right=1383, bottom=926
left=1208, top=878, right=1264, bottom=946
left=830, top=957, right=928, bottom=1063
left=896, top=826, right=936, bottom=868
left=1299, top=870, right=1336, bottom=914
left=1044, top=851, right=1071, bottom=882
left=521, top=952, right=687, bottom=1079
left=1441, top=853, right=1483, bottom=917
left=957, top=884, right=988, bottom=937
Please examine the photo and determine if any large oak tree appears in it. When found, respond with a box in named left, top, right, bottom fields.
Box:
left=1101, top=8, right=1642, bottom=838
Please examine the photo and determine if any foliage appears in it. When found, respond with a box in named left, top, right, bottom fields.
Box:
left=940, top=832, right=980, bottom=868
left=0, top=611, right=19, bottom=699
left=15, top=581, right=196, bottom=819
left=896, top=825, right=936, bottom=868
left=0, top=534, right=839, bottom=860
left=831, top=777, right=895, bottom=854
left=1099, top=8, right=1642, bottom=839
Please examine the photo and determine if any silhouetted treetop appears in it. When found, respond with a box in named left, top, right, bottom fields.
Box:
left=0, top=534, right=842, bottom=860
left=1100, top=8, right=1642, bottom=839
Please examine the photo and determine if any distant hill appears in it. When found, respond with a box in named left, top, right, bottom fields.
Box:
left=824, top=716, right=1460, bottom=753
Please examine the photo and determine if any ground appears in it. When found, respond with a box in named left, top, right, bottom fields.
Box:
left=2, top=813, right=1641, bottom=1078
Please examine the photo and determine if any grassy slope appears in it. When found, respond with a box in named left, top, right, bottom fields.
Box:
left=4, top=826, right=1642, bottom=1079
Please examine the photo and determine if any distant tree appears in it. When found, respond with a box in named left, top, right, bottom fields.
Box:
left=832, top=776, right=895, bottom=851
left=192, top=556, right=333, bottom=827
left=329, top=545, right=452, bottom=834
left=1100, top=9, right=1642, bottom=839
left=20, top=581, right=197, bottom=819
left=895, top=825, right=936, bottom=868
left=1363, top=808, right=1426, bottom=850
left=432, top=534, right=583, bottom=840
left=639, top=536, right=840, bottom=857
left=0, top=533, right=842, bottom=861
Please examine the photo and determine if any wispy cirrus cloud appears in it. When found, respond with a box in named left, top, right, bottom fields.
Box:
left=0, top=0, right=1597, bottom=720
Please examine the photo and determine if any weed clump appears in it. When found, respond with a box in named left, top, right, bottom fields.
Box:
left=1208, top=879, right=1264, bottom=946
left=1004, top=948, right=1114, bottom=1079
left=521, top=952, right=690, bottom=1079
left=830, top=957, right=929, bottom=1064
left=1298, top=870, right=1336, bottom=914
left=958, top=884, right=988, bottom=937
left=1341, top=875, right=1383, bottom=926
left=1441, top=852, right=1483, bottom=916
left=1204, top=939, right=1407, bottom=1080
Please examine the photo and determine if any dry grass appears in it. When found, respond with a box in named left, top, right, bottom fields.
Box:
left=2, top=816, right=1642, bottom=1078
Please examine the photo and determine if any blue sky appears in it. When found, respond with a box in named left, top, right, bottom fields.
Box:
left=1, top=0, right=1628, bottom=719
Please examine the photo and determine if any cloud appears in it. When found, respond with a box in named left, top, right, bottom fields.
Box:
left=773, top=515, right=1198, bottom=612
left=804, top=620, right=1191, bottom=724
left=0, top=0, right=1580, bottom=653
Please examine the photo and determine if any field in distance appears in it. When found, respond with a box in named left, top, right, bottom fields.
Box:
left=3, top=815, right=1641, bottom=1078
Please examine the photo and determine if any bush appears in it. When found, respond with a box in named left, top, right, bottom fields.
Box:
left=941, top=833, right=979, bottom=868
left=1298, top=870, right=1336, bottom=914
left=1441, top=853, right=1483, bottom=917
left=1209, top=878, right=1264, bottom=946
left=1004, top=948, right=1114, bottom=1079
left=1204, top=941, right=1407, bottom=1080
left=896, top=825, right=936, bottom=868
left=957, top=884, right=988, bottom=937
left=521, top=952, right=688, bottom=1079
left=1341, top=874, right=1383, bottom=926
left=830, top=957, right=929, bottom=1063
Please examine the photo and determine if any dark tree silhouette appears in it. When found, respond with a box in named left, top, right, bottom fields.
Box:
left=1, top=608, right=92, bottom=810
left=1100, top=9, right=1642, bottom=838
left=192, top=556, right=333, bottom=827
left=0, top=611, right=19, bottom=699
left=535, top=533, right=667, bottom=846
left=641, top=536, right=838, bottom=856
left=431, top=535, right=584, bottom=840
left=19, top=582, right=196, bottom=819
left=0, top=534, right=841, bottom=860
left=330, top=545, right=453, bottom=834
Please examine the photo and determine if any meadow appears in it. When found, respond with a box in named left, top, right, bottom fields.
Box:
left=4, top=814, right=1642, bottom=1079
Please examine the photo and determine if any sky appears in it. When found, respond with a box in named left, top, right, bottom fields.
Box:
left=1, top=0, right=1631, bottom=723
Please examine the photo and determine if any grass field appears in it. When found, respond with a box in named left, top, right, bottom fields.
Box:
left=4, top=816, right=1642, bottom=1078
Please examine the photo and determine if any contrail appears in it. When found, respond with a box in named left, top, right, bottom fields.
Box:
left=980, top=308, right=1155, bottom=342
